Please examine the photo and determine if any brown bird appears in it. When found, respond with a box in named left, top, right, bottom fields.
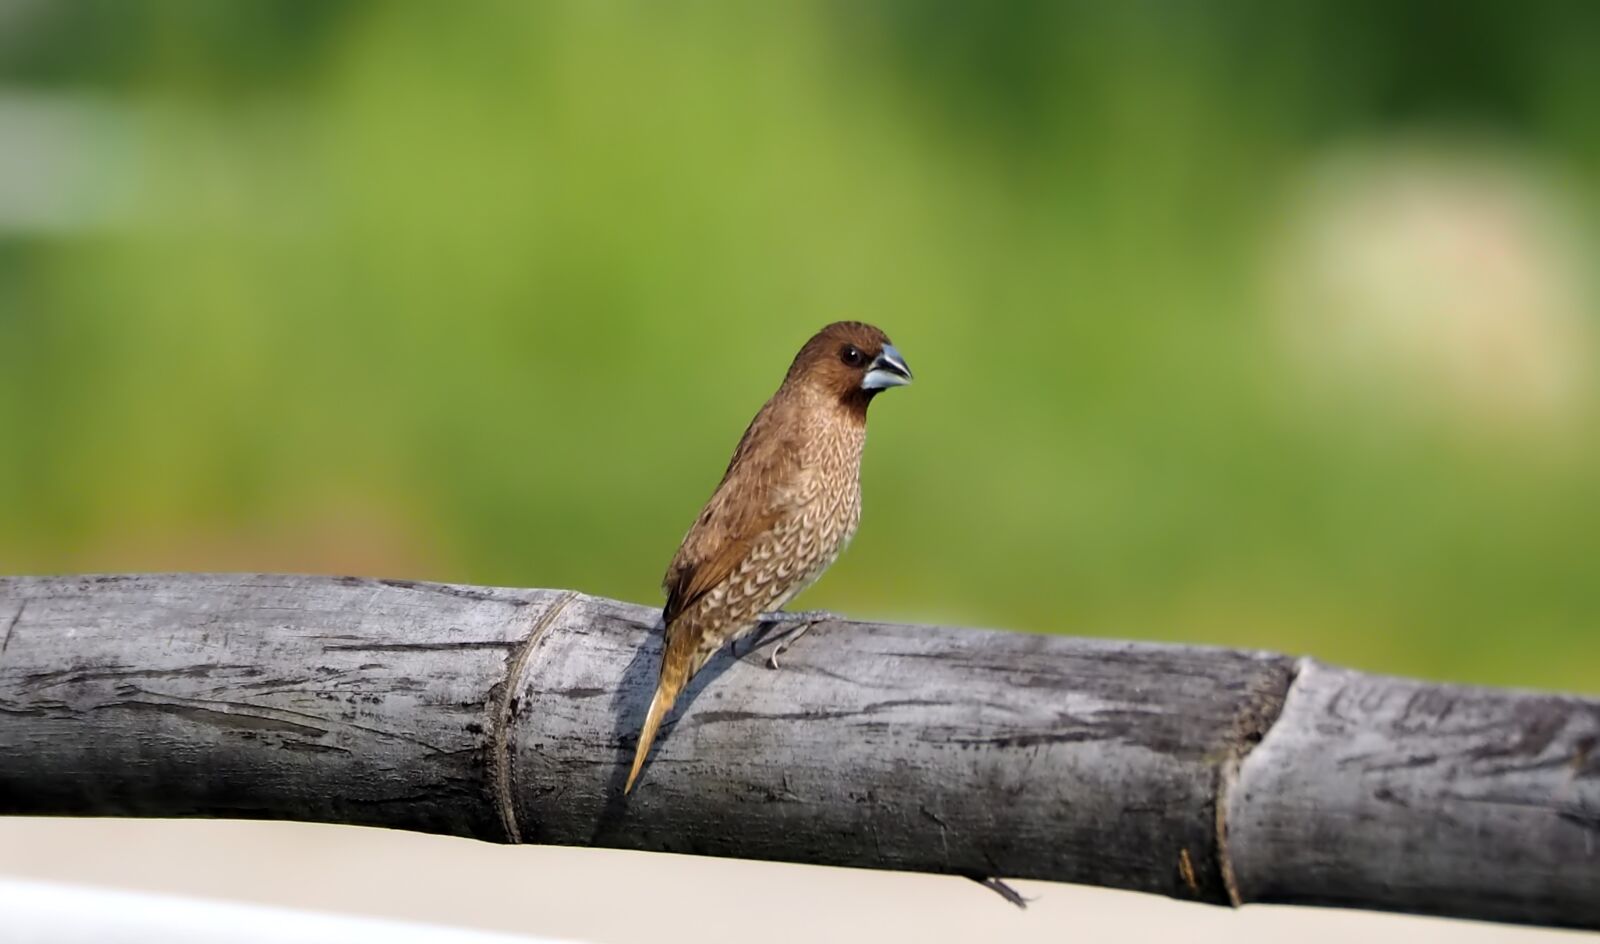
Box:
left=624, top=321, right=912, bottom=794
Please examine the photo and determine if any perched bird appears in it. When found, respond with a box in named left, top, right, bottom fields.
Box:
left=624, top=321, right=912, bottom=794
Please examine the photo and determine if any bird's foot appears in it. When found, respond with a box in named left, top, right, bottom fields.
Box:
left=753, top=609, right=838, bottom=670
left=756, top=608, right=837, bottom=625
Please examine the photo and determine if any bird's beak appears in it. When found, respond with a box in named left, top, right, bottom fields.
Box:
left=862, top=344, right=913, bottom=390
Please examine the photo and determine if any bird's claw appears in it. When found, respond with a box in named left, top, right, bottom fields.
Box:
left=753, top=610, right=837, bottom=671
left=767, top=639, right=793, bottom=671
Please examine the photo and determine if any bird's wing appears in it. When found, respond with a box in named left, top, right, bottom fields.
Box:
left=661, top=405, right=802, bottom=627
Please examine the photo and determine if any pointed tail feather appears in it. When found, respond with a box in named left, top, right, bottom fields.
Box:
left=625, top=677, right=682, bottom=794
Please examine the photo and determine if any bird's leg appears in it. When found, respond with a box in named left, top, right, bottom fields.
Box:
left=753, top=609, right=837, bottom=670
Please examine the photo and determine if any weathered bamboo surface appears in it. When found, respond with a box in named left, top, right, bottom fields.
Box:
left=0, top=574, right=1595, bottom=928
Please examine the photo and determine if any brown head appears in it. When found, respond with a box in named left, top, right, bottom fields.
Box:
left=781, top=321, right=913, bottom=416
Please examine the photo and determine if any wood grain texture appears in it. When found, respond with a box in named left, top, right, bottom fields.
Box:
left=0, top=574, right=1594, bottom=929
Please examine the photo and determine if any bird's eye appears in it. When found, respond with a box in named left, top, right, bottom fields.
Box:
left=840, top=345, right=866, bottom=368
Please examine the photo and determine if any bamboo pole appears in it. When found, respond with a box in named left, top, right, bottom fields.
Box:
left=0, top=574, right=1594, bottom=929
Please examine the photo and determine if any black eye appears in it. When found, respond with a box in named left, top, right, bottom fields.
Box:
left=840, top=345, right=867, bottom=368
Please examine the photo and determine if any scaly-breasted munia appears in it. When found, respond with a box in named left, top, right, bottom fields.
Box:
left=624, top=321, right=913, bottom=793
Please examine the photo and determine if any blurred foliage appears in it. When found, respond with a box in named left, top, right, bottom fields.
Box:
left=1, top=1, right=1598, bottom=692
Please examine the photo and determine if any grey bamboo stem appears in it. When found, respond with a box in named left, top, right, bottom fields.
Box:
left=0, top=574, right=1595, bottom=929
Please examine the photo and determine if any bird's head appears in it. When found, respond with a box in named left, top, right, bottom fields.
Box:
left=784, top=321, right=913, bottom=414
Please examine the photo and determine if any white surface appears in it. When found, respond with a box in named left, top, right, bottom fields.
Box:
left=0, top=876, right=570, bottom=944
left=0, top=818, right=1585, bottom=943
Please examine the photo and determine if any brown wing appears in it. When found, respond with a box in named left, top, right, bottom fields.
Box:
left=661, top=401, right=801, bottom=627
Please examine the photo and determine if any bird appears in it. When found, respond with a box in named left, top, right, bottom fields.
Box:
left=624, top=321, right=913, bottom=794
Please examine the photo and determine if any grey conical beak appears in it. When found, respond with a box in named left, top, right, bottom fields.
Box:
left=862, top=344, right=913, bottom=390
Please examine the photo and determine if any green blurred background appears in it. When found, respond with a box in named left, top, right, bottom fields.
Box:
left=1, top=1, right=1597, bottom=692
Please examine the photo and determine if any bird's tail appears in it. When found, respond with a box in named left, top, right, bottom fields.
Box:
left=625, top=640, right=691, bottom=794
